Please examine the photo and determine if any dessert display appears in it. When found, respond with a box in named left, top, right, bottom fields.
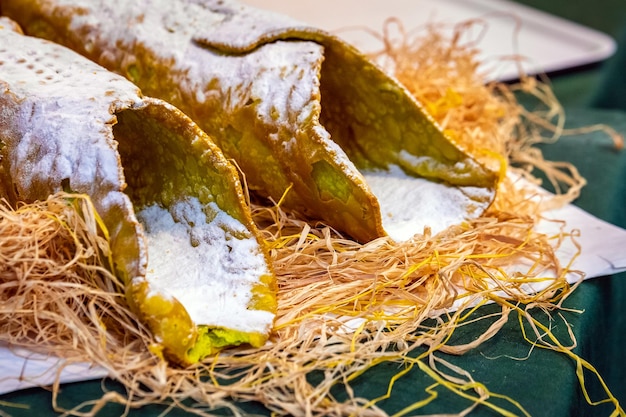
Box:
left=0, top=2, right=623, bottom=415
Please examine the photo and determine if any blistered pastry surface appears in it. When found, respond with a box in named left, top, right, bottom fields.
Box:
left=0, top=24, right=143, bottom=195
left=0, top=22, right=147, bottom=278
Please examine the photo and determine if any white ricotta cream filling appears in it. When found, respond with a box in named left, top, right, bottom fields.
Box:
left=363, top=166, right=493, bottom=241
left=136, top=197, right=273, bottom=334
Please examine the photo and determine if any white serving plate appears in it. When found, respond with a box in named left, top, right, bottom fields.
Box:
left=241, top=0, right=617, bottom=81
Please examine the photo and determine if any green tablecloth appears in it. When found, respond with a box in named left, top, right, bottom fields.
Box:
left=2, top=2, right=626, bottom=416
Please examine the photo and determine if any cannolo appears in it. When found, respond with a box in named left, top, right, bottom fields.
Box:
left=3, top=0, right=500, bottom=242
left=0, top=18, right=276, bottom=365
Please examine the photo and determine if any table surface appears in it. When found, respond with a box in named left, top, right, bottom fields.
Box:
left=2, top=1, right=626, bottom=416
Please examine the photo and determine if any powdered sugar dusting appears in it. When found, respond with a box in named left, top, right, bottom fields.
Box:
left=0, top=22, right=148, bottom=278
left=0, top=24, right=144, bottom=198
left=48, top=0, right=365, bottom=222
left=363, top=166, right=493, bottom=241
left=136, top=197, right=274, bottom=334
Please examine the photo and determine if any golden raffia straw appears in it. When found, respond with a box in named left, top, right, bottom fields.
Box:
left=1, top=16, right=623, bottom=417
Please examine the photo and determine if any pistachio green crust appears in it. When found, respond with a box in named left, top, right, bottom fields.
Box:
left=318, top=36, right=497, bottom=188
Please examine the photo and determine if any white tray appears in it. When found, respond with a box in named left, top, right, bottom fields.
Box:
left=241, top=0, right=617, bottom=81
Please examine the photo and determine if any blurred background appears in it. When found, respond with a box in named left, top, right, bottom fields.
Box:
left=515, top=0, right=626, bottom=109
